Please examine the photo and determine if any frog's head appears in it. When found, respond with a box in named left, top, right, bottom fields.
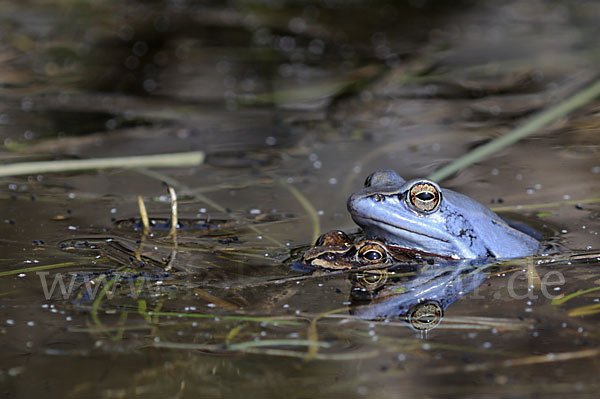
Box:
left=299, top=230, right=402, bottom=270
left=347, top=169, right=539, bottom=259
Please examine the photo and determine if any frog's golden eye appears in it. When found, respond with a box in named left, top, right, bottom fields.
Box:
left=408, top=182, right=441, bottom=212
left=358, top=243, right=388, bottom=264
left=357, top=270, right=388, bottom=290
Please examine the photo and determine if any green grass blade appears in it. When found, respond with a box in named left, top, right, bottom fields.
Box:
left=551, top=286, right=600, bottom=306
left=0, top=261, right=80, bottom=277
left=279, top=180, right=321, bottom=243
left=0, top=151, right=205, bottom=177
left=428, top=78, right=600, bottom=182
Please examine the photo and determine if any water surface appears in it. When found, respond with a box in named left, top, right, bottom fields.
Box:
left=1, top=1, right=599, bottom=398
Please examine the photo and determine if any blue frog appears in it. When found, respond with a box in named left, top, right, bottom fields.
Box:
left=347, top=169, right=539, bottom=259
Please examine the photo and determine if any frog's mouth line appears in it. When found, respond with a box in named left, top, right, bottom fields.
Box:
left=351, top=215, right=449, bottom=243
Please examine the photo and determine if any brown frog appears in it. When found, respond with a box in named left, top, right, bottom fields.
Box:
left=298, top=230, right=420, bottom=270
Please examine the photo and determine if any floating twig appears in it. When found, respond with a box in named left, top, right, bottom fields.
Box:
left=137, top=195, right=151, bottom=235
left=491, top=196, right=600, bottom=212
left=167, top=186, right=178, bottom=239
left=134, top=168, right=284, bottom=247
left=0, top=151, right=205, bottom=177
left=164, top=186, right=179, bottom=271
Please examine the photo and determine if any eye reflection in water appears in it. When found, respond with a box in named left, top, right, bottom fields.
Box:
left=349, top=261, right=488, bottom=333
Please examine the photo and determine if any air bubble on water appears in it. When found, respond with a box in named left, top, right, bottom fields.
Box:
left=288, top=17, right=306, bottom=33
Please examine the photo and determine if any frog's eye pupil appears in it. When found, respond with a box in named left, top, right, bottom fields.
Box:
left=416, top=192, right=434, bottom=201
left=364, top=250, right=381, bottom=261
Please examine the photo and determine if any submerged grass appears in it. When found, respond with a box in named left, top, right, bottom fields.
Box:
left=307, top=307, right=349, bottom=360
left=567, top=303, right=600, bottom=317
left=0, top=261, right=83, bottom=277
left=551, top=286, right=600, bottom=306
left=426, top=347, right=600, bottom=375
left=143, top=311, right=304, bottom=326
left=90, top=276, right=118, bottom=326
left=153, top=340, right=380, bottom=360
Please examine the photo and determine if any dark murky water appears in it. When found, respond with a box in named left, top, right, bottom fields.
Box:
left=1, top=1, right=600, bottom=398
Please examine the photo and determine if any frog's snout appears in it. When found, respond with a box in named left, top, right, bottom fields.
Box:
left=347, top=193, right=360, bottom=215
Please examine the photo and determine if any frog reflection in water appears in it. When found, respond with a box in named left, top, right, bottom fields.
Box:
left=347, top=169, right=540, bottom=259
left=350, top=260, right=487, bottom=332
left=296, top=231, right=486, bottom=332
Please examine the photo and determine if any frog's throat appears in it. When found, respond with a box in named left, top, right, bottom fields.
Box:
left=352, top=214, right=449, bottom=243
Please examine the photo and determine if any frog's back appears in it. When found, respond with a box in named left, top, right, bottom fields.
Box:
left=443, top=190, right=539, bottom=258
